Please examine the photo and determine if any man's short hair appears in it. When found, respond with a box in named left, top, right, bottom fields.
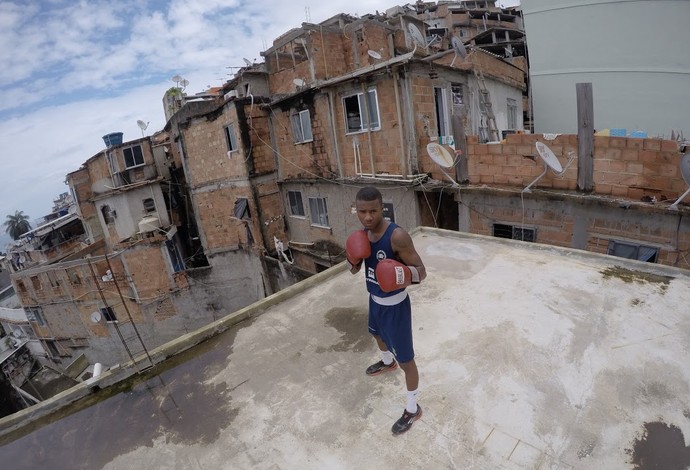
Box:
left=356, top=186, right=382, bottom=203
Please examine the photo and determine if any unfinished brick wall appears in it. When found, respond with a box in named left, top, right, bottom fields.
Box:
left=272, top=94, right=337, bottom=180
left=310, top=27, right=348, bottom=80
left=123, top=244, right=174, bottom=306
left=193, top=186, right=259, bottom=251
left=182, top=105, right=249, bottom=188
left=466, top=134, right=684, bottom=200
left=342, top=21, right=392, bottom=71
left=243, top=102, right=275, bottom=175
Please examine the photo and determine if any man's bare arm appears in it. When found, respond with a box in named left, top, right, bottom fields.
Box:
left=391, top=228, right=426, bottom=282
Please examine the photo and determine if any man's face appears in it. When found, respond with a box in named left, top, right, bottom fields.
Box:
left=356, top=198, right=384, bottom=231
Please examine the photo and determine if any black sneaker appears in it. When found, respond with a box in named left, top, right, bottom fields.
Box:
left=365, top=360, right=397, bottom=376
left=391, top=405, right=423, bottom=435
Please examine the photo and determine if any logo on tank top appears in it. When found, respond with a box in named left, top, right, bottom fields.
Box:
left=376, top=250, right=387, bottom=261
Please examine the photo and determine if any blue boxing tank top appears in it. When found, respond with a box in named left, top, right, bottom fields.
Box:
left=364, top=222, right=405, bottom=297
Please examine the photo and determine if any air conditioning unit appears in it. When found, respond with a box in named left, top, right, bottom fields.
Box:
left=138, top=215, right=161, bottom=234
left=224, top=90, right=238, bottom=100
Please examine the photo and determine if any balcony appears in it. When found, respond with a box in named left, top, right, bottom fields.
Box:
left=112, top=164, right=158, bottom=188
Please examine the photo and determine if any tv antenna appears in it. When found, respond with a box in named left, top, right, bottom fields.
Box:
left=136, top=120, right=149, bottom=137
left=367, top=50, right=382, bottom=60
left=670, top=153, right=690, bottom=209
left=426, top=142, right=460, bottom=187
left=450, top=36, right=467, bottom=67
left=522, top=142, right=565, bottom=193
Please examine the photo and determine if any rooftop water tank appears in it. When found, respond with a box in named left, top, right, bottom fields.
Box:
left=102, top=132, right=124, bottom=148
left=139, top=215, right=161, bottom=234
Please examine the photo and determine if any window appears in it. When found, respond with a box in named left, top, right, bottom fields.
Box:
left=308, top=197, right=330, bottom=227
left=343, top=89, right=380, bottom=133
left=225, top=124, right=238, bottom=153
left=30, top=276, right=42, bottom=291
left=607, top=241, right=659, bottom=263
left=291, top=110, right=313, bottom=143
left=493, top=223, right=535, bottom=242
left=166, top=239, right=185, bottom=273
left=45, top=340, right=60, bottom=357
left=100, top=306, right=117, bottom=323
left=233, top=198, right=251, bottom=219
left=435, top=87, right=450, bottom=142
left=123, top=145, right=144, bottom=169
left=101, top=205, right=115, bottom=224
left=288, top=191, right=305, bottom=217
left=143, top=198, right=156, bottom=213
left=507, top=98, right=518, bottom=130
left=25, top=307, right=46, bottom=326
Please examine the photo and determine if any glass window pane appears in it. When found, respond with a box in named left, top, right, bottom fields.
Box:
left=300, top=110, right=313, bottom=141
left=291, top=114, right=303, bottom=142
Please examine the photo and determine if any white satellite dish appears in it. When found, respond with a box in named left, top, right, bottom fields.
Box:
left=180, top=79, right=189, bottom=90
left=90, top=311, right=102, bottom=323
left=451, top=36, right=467, bottom=59
left=407, top=23, right=427, bottom=48
left=367, top=50, right=382, bottom=60
left=426, top=142, right=459, bottom=186
left=293, top=78, right=306, bottom=87
left=670, top=154, right=690, bottom=209
left=136, top=120, right=149, bottom=137
left=171, top=74, right=182, bottom=85
left=523, top=142, right=564, bottom=192
left=243, top=58, right=252, bottom=67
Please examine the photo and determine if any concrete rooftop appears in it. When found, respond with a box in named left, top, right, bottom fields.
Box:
left=2, top=228, right=690, bottom=469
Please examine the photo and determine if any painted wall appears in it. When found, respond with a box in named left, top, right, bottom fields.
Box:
left=522, top=0, right=690, bottom=137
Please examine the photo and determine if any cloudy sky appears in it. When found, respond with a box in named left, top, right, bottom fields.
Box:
left=0, top=0, right=519, bottom=238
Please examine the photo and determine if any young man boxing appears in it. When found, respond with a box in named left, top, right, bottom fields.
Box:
left=346, top=186, right=427, bottom=434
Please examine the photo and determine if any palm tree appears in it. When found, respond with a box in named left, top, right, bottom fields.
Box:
left=4, top=211, right=32, bottom=240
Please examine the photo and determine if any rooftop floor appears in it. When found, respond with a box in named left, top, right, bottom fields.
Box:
left=2, top=228, right=690, bottom=469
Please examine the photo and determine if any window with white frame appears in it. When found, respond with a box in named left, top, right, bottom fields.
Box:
left=100, top=306, right=118, bottom=323
left=123, top=145, right=144, bottom=169
left=343, top=88, right=380, bottom=133
left=507, top=98, right=518, bottom=130
left=434, top=87, right=451, bottom=143
left=225, top=124, right=238, bottom=153
left=288, top=190, right=305, bottom=217
left=291, top=110, right=313, bottom=143
left=308, top=197, right=329, bottom=227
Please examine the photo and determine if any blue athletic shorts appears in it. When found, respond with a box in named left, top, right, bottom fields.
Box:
left=368, top=294, right=414, bottom=363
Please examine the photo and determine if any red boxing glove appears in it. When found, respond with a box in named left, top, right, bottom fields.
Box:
left=346, top=230, right=371, bottom=269
left=375, top=259, right=421, bottom=292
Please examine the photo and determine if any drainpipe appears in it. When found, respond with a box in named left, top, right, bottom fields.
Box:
left=393, top=66, right=409, bottom=177
left=361, top=83, right=376, bottom=176
left=327, top=91, right=343, bottom=178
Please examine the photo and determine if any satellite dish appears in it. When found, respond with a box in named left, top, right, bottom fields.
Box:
left=367, top=50, right=382, bottom=60
left=536, top=142, right=563, bottom=173
left=137, top=120, right=149, bottom=137
left=90, top=311, right=102, bottom=323
left=293, top=78, right=306, bottom=87
left=670, top=154, right=690, bottom=209
left=451, top=36, right=467, bottom=59
left=243, top=58, right=252, bottom=66
left=522, top=142, right=564, bottom=193
left=171, top=74, right=182, bottom=84
left=180, top=79, right=189, bottom=89
left=426, top=142, right=459, bottom=186
left=407, top=23, right=427, bottom=48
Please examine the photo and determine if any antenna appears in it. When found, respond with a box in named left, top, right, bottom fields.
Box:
left=426, top=142, right=459, bottom=187
left=367, top=50, right=382, bottom=60
left=180, top=79, right=189, bottom=90
left=670, top=154, right=690, bottom=209
left=171, top=74, right=182, bottom=86
left=293, top=78, right=306, bottom=87
left=243, top=57, right=252, bottom=67
left=136, top=120, right=149, bottom=137
left=450, top=36, right=467, bottom=67
left=522, top=142, right=564, bottom=193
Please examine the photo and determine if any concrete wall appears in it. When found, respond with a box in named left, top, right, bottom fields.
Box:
left=522, top=0, right=690, bottom=137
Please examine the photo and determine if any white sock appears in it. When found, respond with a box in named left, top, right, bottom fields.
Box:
left=406, top=389, right=419, bottom=414
left=380, top=350, right=395, bottom=365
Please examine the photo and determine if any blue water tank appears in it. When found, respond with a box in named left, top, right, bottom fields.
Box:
left=102, top=132, right=124, bottom=147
